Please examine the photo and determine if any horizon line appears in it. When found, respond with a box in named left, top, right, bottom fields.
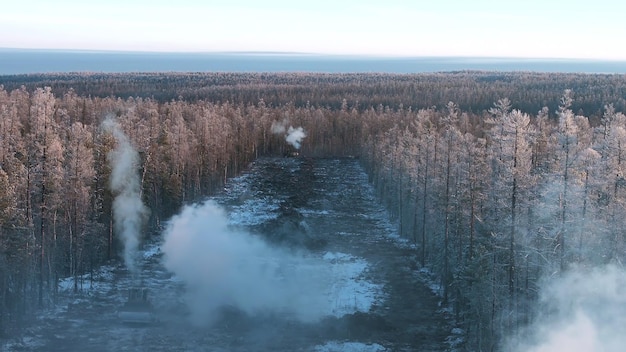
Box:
left=2, top=47, right=626, bottom=63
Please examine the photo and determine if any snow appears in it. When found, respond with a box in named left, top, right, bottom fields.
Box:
left=215, top=164, right=285, bottom=226
left=446, top=327, right=465, bottom=351
left=228, top=197, right=280, bottom=225
left=2, top=336, right=45, bottom=351
left=322, top=252, right=383, bottom=317
left=323, top=251, right=354, bottom=262
left=57, top=264, right=116, bottom=293
left=141, top=242, right=161, bottom=259
left=451, top=327, right=464, bottom=335
left=301, top=208, right=331, bottom=216
left=313, top=341, right=386, bottom=352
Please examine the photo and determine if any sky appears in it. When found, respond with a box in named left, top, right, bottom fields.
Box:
left=1, top=0, right=626, bottom=60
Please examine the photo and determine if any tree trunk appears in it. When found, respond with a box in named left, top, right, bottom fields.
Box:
left=443, top=136, right=451, bottom=305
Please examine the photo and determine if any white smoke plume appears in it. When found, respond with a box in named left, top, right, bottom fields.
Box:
left=102, top=117, right=148, bottom=274
left=161, top=200, right=331, bottom=326
left=507, top=265, right=626, bottom=352
left=286, top=126, right=306, bottom=150
left=271, top=119, right=306, bottom=150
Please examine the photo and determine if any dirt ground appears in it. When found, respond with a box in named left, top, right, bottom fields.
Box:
left=3, top=157, right=454, bottom=352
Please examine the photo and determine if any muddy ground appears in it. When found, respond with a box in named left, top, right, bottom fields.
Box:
left=3, top=157, right=455, bottom=352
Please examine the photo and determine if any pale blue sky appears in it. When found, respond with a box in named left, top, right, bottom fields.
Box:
left=1, top=0, right=625, bottom=59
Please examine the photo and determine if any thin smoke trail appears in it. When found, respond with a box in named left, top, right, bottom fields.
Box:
left=102, top=117, right=148, bottom=274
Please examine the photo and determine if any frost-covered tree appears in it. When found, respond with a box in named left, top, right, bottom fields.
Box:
left=27, top=87, right=65, bottom=307
left=486, top=100, right=535, bottom=339
left=599, top=107, right=626, bottom=262
left=61, top=120, right=95, bottom=292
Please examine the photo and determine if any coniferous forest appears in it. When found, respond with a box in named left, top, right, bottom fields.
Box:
left=2, top=72, right=626, bottom=350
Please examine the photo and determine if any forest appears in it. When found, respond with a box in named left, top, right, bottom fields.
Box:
left=1, top=71, right=626, bottom=350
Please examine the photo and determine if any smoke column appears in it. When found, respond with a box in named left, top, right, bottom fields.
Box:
left=161, top=200, right=330, bottom=326
left=271, top=120, right=306, bottom=149
left=507, top=265, right=626, bottom=352
left=102, top=117, right=148, bottom=274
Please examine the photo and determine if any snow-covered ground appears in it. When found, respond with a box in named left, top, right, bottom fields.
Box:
left=322, top=252, right=382, bottom=317
left=217, top=162, right=385, bottom=319
left=314, top=341, right=386, bottom=352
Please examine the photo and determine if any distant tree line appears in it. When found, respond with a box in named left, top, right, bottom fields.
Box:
left=2, top=71, right=626, bottom=116
left=1, top=72, right=626, bottom=350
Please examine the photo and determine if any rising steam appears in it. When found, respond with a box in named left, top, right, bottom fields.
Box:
left=271, top=119, right=306, bottom=149
left=507, top=265, right=626, bottom=352
left=161, top=200, right=331, bottom=325
left=102, top=117, right=148, bottom=274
